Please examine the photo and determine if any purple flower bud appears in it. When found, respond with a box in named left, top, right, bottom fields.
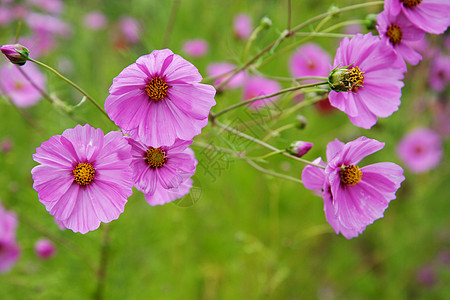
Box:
left=34, top=239, right=56, bottom=259
left=1, top=44, right=29, bottom=66
left=288, top=141, right=313, bottom=157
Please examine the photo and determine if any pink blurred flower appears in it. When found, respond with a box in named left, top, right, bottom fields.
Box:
left=28, top=0, right=64, bottom=15
left=0, top=5, right=13, bottom=26
left=83, top=11, right=107, bottom=30
left=233, top=13, right=252, bottom=40
left=126, top=137, right=197, bottom=196
left=145, top=178, right=193, bottom=206
left=0, top=63, right=45, bottom=107
left=182, top=39, right=209, bottom=58
left=34, top=238, right=56, bottom=259
left=386, top=0, right=450, bottom=34
left=377, top=10, right=426, bottom=66
left=206, top=62, right=245, bottom=89
left=328, top=33, right=405, bottom=129
left=397, top=128, right=443, bottom=173
left=429, top=54, right=450, bottom=92
left=243, top=76, right=281, bottom=110
left=0, top=202, right=20, bottom=273
left=105, top=49, right=216, bottom=147
left=302, top=137, right=405, bottom=239
left=119, top=16, right=140, bottom=44
left=12, top=5, right=28, bottom=20
left=31, top=124, right=134, bottom=234
left=289, top=43, right=331, bottom=80
left=18, top=34, right=55, bottom=58
left=416, top=266, right=436, bottom=287
left=1, top=137, right=12, bottom=153
left=343, top=22, right=362, bottom=35
left=26, top=12, right=72, bottom=37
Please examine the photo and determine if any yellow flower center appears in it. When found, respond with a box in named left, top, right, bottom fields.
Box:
left=347, top=67, right=364, bottom=91
left=401, top=0, right=422, bottom=8
left=145, top=77, right=168, bottom=101
left=73, top=163, right=96, bottom=186
left=387, top=24, right=403, bottom=46
left=146, top=147, right=167, bottom=168
left=340, top=165, right=362, bottom=186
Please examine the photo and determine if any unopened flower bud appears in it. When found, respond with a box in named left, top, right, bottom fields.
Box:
left=1, top=44, right=29, bottom=66
left=260, top=16, right=272, bottom=29
left=34, top=238, right=57, bottom=259
left=364, top=14, right=378, bottom=30
left=295, top=115, right=307, bottom=130
left=328, top=65, right=364, bottom=92
left=328, top=5, right=340, bottom=17
left=287, top=141, right=313, bottom=157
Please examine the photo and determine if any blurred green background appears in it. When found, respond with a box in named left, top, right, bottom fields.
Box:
left=0, top=0, right=449, bottom=299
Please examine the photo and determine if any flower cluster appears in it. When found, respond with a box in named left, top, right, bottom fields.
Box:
left=302, top=137, right=405, bottom=239
left=30, top=49, right=216, bottom=234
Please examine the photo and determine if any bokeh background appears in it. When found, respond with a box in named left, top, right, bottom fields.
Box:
left=0, top=0, right=449, bottom=299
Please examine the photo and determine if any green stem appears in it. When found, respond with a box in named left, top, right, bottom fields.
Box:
left=215, top=120, right=325, bottom=169
left=244, top=158, right=303, bottom=184
left=28, top=58, right=111, bottom=122
left=94, top=224, right=111, bottom=300
left=213, top=81, right=328, bottom=118
left=295, top=32, right=355, bottom=38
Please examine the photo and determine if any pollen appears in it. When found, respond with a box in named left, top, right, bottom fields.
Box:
left=145, top=77, right=168, bottom=101
left=340, top=165, right=362, bottom=186
left=401, top=0, right=422, bottom=8
left=146, top=147, right=168, bottom=168
left=347, top=67, right=364, bottom=91
left=73, top=163, right=96, bottom=186
left=387, top=24, right=403, bottom=46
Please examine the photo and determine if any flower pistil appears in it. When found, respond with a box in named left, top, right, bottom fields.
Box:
left=339, top=165, right=362, bottom=186
left=73, top=163, right=96, bottom=186
left=387, top=24, right=403, bottom=46
left=146, top=147, right=168, bottom=168
left=145, top=77, right=168, bottom=101
left=401, top=0, right=422, bottom=8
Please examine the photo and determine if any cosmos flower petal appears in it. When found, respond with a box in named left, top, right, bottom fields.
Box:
left=339, top=137, right=385, bottom=165
left=167, top=83, right=216, bottom=120
left=33, top=135, right=77, bottom=169
left=156, top=166, right=184, bottom=190
left=49, top=183, right=79, bottom=221
left=62, top=188, right=101, bottom=234
left=32, top=165, right=73, bottom=202
left=361, top=162, right=405, bottom=195
left=326, top=139, right=345, bottom=162
left=61, top=125, right=105, bottom=162
left=87, top=181, right=127, bottom=223
left=301, top=157, right=326, bottom=191
left=145, top=178, right=193, bottom=206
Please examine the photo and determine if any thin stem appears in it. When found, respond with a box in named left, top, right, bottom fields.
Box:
left=94, top=224, right=111, bottom=300
left=162, top=0, right=181, bottom=48
left=214, top=1, right=383, bottom=91
left=14, top=21, right=22, bottom=44
left=215, top=120, right=325, bottom=168
left=245, top=158, right=303, bottom=184
left=214, top=81, right=328, bottom=118
left=295, top=32, right=355, bottom=38
left=17, top=67, right=85, bottom=124
left=262, top=123, right=295, bottom=142
left=27, top=58, right=111, bottom=122
left=322, top=19, right=365, bottom=33
left=287, top=0, right=292, bottom=32
left=252, top=149, right=285, bottom=160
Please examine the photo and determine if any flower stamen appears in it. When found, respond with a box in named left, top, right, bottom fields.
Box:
left=340, top=165, right=362, bottom=186
left=347, top=67, right=364, bottom=91
left=401, top=0, right=422, bottom=8
left=387, top=24, right=403, bottom=46
left=146, top=147, right=168, bottom=168
left=145, top=77, right=168, bottom=101
left=73, top=163, right=96, bottom=186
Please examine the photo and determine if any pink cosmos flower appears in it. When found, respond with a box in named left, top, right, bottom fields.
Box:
left=0, top=5, right=13, bottom=26
left=302, top=137, right=405, bottom=239
left=328, top=33, right=405, bottom=129
left=28, top=0, right=64, bottom=15
left=233, top=13, right=252, bottom=40
left=119, top=16, right=140, bottom=44
left=386, top=0, right=450, bottom=34
left=18, top=34, right=54, bottom=58
left=105, top=49, right=216, bottom=147
left=429, top=54, right=450, bottom=92
left=83, top=11, right=107, bottom=30
left=145, top=178, right=193, bottom=206
left=1, top=137, right=12, bottom=153
left=206, top=62, right=245, bottom=90
left=31, top=124, right=134, bottom=234
left=396, top=128, right=443, bottom=173
left=289, top=141, right=313, bottom=157
left=0, top=202, right=20, bottom=273
left=343, top=22, right=363, bottom=35
left=377, top=10, right=426, bottom=66
left=182, top=39, right=209, bottom=58
left=126, top=137, right=197, bottom=197
left=243, top=76, right=281, bottom=110
left=26, top=12, right=72, bottom=37
left=289, top=43, right=331, bottom=80
left=0, top=63, right=45, bottom=107
left=34, top=238, right=56, bottom=259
